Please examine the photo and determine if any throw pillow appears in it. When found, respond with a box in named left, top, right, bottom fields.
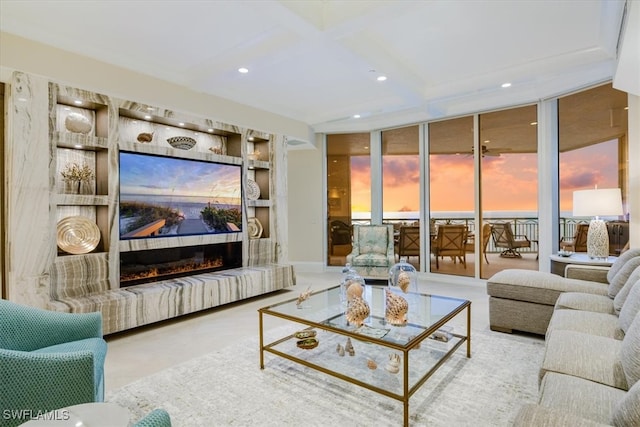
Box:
left=618, top=280, right=640, bottom=334
left=608, top=257, right=640, bottom=298
left=620, top=312, right=640, bottom=388
left=612, top=379, right=640, bottom=426
left=607, top=248, right=640, bottom=283
left=613, top=265, right=640, bottom=313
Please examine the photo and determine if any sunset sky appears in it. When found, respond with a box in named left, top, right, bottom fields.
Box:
left=350, top=139, right=619, bottom=215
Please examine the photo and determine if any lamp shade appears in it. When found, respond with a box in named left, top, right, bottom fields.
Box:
left=573, top=188, right=623, bottom=217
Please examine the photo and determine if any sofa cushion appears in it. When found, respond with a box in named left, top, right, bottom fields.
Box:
left=620, top=313, right=640, bottom=387
left=546, top=310, right=623, bottom=340
left=487, top=269, right=608, bottom=306
left=607, top=249, right=640, bottom=284
left=555, top=292, right=614, bottom=314
left=541, top=330, right=627, bottom=390
left=608, top=257, right=640, bottom=298
left=513, top=404, right=611, bottom=427
left=538, top=372, right=626, bottom=425
left=612, top=379, right=640, bottom=427
left=619, top=280, right=640, bottom=334
left=613, top=266, right=640, bottom=313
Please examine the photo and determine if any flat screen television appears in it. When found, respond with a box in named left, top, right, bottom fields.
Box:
left=119, top=151, right=242, bottom=240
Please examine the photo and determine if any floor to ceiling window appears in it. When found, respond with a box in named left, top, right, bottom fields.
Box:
left=324, top=82, right=629, bottom=276
left=558, top=83, right=629, bottom=255
left=479, top=105, right=539, bottom=278
left=428, top=116, right=474, bottom=277
left=382, top=126, right=420, bottom=268
left=326, top=133, right=371, bottom=266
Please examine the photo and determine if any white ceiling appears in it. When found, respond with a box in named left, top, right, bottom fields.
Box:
left=0, top=0, right=628, bottom=133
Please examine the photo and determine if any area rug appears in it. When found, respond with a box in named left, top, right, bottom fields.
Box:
left=107, top=327, right=544, bottom=426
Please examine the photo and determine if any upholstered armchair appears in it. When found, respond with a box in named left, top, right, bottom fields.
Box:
left=133, top=408, right=173, bottom=427
left=0, top=299, right=107, bottom=427
left=346, top=224, right=395, bottom=279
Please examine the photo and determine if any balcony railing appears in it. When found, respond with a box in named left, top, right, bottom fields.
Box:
left=348, top=216, right=594, bottom=255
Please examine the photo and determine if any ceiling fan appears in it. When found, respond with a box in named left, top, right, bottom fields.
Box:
left=469, top=145, right=510, bottom=157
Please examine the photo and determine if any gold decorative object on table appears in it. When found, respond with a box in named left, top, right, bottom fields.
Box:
left=385, top=353, right=401, bottom=374
left=345, top=337, right=355, bottom=356
left=296, top=337, right=319, bottom=350
left=136, top=132, right=154, bottom=143
left=60, top=162, right=94, bottom=194
left=295, top=286, right=312, bottom=307
left=294, top=330, right=316, bottom=339
left=346, top=297, right=370, bottom=326
left=385, top=288, right=408, bottom=326
left=57, top=216, right=101, bottom=255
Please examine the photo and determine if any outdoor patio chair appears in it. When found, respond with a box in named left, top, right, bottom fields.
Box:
left=491, top=221, right=531, bottom=258
left=430, top=224, right=467, bottom=269
left=465, top=223, right=492, bottom=264
left=397, top=225, right=420, bottom=263
left=560, top=223, right=589, bottom=252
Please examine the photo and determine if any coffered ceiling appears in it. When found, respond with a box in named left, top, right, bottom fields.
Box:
left=0, top=0, right=629, bottom=135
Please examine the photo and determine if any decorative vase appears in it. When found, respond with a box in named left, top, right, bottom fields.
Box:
left=388, top=257, right=417, bottom=293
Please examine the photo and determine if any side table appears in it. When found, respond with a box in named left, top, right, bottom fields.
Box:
left=550, top=252, right=617, bottom=277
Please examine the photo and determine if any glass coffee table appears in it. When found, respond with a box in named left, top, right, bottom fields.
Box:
left=258, top=285, right=471, bottom=426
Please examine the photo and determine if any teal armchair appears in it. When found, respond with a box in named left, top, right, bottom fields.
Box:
left=133, top=408, right=172, bottom=427
left=0, top=299, right=107, bottom=427
left=346, top=224, right=395, bottom=279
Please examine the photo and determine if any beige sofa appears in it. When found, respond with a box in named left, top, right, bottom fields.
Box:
left=506, top=253, right=640, bottom=426
left=486, top=249, right=640, bottom=335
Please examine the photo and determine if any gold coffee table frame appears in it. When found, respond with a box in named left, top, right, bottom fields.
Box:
left=259, top=285, right=471, bottom=427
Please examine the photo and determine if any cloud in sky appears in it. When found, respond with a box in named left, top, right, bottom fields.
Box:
left=348, top=138, right=618, bottom=215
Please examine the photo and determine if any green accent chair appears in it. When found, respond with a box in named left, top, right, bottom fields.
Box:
left=0, top=299, right=107, bottom=427
left=133, top=408, right=172, bottom=427
left=346, top=224, right=395, bottom=279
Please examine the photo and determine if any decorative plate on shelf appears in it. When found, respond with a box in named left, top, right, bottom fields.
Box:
left=167, top=136, right=197, bottom=150
left=248, top=217, right=263, bottom=239
left=57, top=216, right=101, bottom=255
left=246, top=179, right=261, bottom=200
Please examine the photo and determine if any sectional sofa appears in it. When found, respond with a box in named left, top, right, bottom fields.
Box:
left=486, top=250, right=640, bottom=426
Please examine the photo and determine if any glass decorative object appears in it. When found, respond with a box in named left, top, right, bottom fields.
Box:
left=340, top=264, right=365, bottom=307
left=388, top=257, right=417, bottom=294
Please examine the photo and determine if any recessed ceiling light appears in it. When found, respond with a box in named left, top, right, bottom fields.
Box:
left=63, top=107, right=71, bottom=111
left=501, top=82, right=511, bottom=88
left=248, top=137, right=254, bottom=141
left=484, top=140, right=490, bottom=143
left=238, top=67, right=249, bottom=74
left=208, top=128, right=214, bottom=132
left=530, top=121, right=538, bottom=126
left=74, top=100, right=83, bottom=105
left=144, top=115, right=151, bottom=120
left=624, top=106, right=629, bottom=110
left=353, top=114, right=361, bottom=119
left=178, top=122, right=185, bottom=126
left=74, top=144, right=83, bottom=149
left=377, top=75, right=387, bottom=82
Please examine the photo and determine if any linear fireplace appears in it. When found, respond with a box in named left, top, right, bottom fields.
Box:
left=120, top=242, right=242, bottom=287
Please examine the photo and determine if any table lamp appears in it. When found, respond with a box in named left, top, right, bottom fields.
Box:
left=573, top=188, right=623, bottom=259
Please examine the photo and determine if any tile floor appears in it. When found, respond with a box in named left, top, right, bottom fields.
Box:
left=104, top=271, right=492, bottom=393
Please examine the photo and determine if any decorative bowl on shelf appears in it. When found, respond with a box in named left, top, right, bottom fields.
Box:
left=167, top=136, right=197, bottom=150
left=57, top=216, right=101, bottom=255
